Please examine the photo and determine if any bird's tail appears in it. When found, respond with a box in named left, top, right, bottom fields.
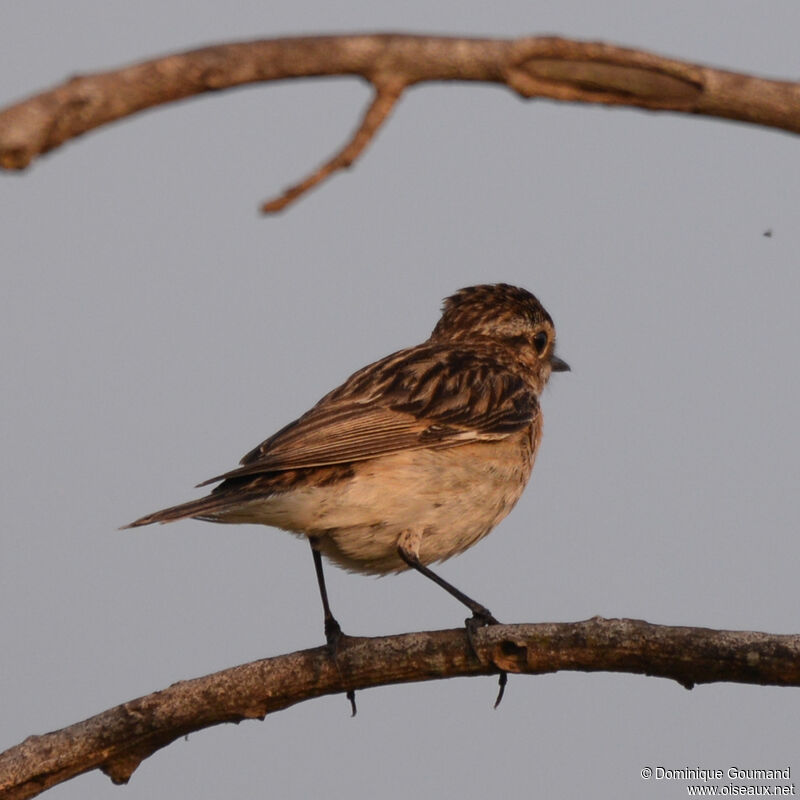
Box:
left=121, top=493, right=233, bottom=529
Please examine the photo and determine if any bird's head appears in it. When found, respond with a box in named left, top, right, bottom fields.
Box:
left=430, top=283, right=570, bottom=384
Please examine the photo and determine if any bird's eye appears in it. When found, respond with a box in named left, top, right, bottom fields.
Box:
left=533, top=331, right=548, bottom=355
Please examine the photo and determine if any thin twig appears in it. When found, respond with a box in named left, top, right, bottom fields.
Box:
left=261, top=79, right=404, bottom=212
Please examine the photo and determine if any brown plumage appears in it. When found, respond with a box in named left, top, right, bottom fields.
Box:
left=124, top=284, right=568, bottom=647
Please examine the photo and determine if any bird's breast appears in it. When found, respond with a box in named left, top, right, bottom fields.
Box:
left=306, top=425, right=538, bottom=573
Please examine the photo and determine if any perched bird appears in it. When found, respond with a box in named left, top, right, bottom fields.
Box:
left=125, top=284, right=568, bottom=650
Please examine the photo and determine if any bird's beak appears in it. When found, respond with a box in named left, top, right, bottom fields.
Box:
left=550, top=354, right=571, bottom=373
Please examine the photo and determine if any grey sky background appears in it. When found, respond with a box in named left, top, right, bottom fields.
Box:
left=2, top=3, right=799, bottom=799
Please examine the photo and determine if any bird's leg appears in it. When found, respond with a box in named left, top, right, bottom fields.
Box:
left=397, top=537, right=507, bottom=707
left=397, top=541, right=498, bottom=624
left=309, top=537, right=342, bottom=650
left=309, top=537, right=356, bottom=716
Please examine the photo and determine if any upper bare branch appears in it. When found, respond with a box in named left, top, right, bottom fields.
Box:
left=2, top=34, right=800, bottom=212
left=1, top=617, right=799, bottom=800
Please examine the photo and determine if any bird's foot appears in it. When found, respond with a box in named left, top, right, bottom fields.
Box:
left=324, top=616, right=344, bottom=657
left=464, top=607, right=500, bottom=644
left=464, top=609, right=507, bottom=709
left=323, top=616, right=357, bottom=717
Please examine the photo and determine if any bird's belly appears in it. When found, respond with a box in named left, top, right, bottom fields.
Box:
left=242, top=434, right=535, bottom=574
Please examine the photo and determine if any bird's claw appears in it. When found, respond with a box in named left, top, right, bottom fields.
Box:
left=465, top=608, right=500, bottom=642
left=324, top=616, right=344, bottom=656
left=323, top=617, right=358, bottom=716
left=464, top=610, right=507, bottom=709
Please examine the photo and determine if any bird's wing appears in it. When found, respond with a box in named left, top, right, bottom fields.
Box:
left=198, top=344, right=538, bottom=486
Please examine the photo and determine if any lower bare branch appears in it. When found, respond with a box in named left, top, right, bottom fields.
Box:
left=261, top=78, right=405, bottom=213
left=1, top=617, right=798, bottom=800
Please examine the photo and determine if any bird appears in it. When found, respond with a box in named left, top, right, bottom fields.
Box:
left=124, top=283, right=569, bottom=656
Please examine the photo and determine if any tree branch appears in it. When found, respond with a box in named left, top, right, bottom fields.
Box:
left=2, top=34, right=800, bottom=212
left=1, top=617, right=798, bottom=800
